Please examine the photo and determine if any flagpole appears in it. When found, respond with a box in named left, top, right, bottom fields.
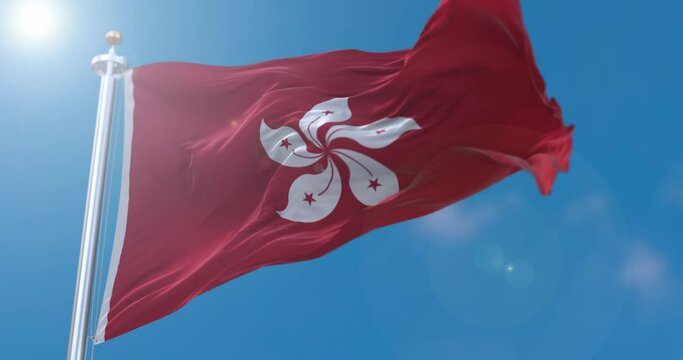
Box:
left=67, top=31, right=128, bottom=360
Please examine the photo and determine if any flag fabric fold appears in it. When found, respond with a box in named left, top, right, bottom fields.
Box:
left=96, top=0, right=573, bottom=342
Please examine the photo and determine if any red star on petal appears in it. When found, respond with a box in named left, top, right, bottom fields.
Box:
left=303, top=193, right=316, bottom=205
left=279, top=138, right=292, bottom=150
left=375, top=129, right=386, bottom=135
left=368, top=178, right=382, bottom=191
left=322, top=110, right=334, bottom=116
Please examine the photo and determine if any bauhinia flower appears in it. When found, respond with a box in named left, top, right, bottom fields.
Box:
left=260, top=98, right=420, bottom=223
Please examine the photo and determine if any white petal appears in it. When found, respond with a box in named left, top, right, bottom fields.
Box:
left=332, top=149, right=399, bottom=206
left=326, top=117, right=420, bottom=149
left=277, top=158, right=341, bottom=223
left=299, top=98, right=352, bottom=148
left=260, top=119, right=323, bottom=168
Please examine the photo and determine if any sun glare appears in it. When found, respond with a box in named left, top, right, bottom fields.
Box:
left=12, top=2, right=56, bottom=42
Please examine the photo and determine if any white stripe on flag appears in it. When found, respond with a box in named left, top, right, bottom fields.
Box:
left=94, top=69, right=135, bottom=344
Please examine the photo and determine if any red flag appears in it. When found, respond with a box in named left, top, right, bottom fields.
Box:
left=96, top=0, right=573, bottom=342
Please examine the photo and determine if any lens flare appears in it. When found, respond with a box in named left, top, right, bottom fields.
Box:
left=504, top=259, right=536, bottom=288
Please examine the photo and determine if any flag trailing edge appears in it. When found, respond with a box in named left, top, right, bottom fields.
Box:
left=95, top=0, right=573, bottom=343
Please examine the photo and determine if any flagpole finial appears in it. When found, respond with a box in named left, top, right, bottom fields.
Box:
left=91, top=31, right=128, bottom=76
left=105, top=30, right=122, bottom=47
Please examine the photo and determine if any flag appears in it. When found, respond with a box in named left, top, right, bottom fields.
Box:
left=95, top=0, right=573, bottom=342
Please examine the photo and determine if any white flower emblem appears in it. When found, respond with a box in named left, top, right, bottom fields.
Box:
left=260, top=98, right=420, bottom=223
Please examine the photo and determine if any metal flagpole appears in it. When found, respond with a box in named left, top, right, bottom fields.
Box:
left=67, top=31, right=128, bottom=360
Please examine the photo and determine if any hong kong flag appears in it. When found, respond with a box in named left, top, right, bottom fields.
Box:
left=95, top=0, right=573, bottom=342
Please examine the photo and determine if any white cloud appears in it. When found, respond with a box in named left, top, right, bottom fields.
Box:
left=418, top=202, right=498, bottom=244
left=620, top=242, right=669, bottom=301
left=561, top=192, right=610, bottom=224
left=564, top=193, right=673, bottom=306
left=660, top=164, right=683, bottom=205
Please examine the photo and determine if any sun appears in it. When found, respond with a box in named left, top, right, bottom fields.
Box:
left=12, top=2, right=57, bottom=41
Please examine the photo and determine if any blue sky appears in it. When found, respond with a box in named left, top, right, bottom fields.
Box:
left=0, top=0, right=681, bottom=359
